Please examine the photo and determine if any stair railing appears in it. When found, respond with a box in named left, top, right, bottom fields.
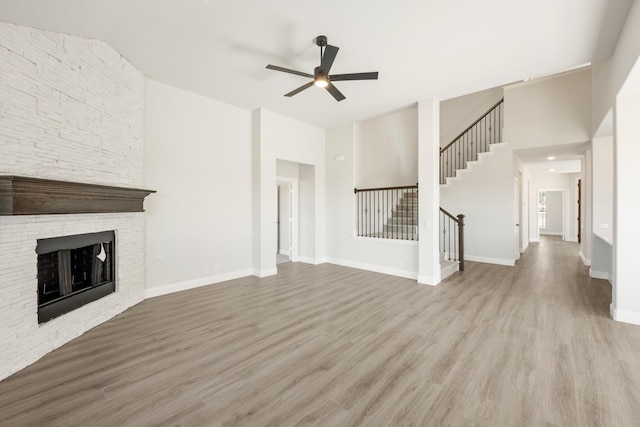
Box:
left=354, top=184, right=418, bottom=240
left=439, top=207, right=465, bottom=271
left=440, top=98, right=504, bottom=184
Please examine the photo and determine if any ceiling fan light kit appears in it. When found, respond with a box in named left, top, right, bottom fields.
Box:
left=266, top=35, right=378, bottom=102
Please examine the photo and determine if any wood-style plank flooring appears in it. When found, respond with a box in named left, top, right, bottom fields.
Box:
left=2, top=237, right=640, bottom=426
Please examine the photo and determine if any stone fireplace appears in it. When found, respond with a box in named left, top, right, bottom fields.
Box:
left=0, top=22, right=148, bottom=380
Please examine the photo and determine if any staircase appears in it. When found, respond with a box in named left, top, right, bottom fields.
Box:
left=383, top=190, right=418, bottom=239
left=440, top=98, right=504, bottom=185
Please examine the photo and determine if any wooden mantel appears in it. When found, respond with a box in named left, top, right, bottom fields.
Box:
left=0, top=176, right=156, bottom=215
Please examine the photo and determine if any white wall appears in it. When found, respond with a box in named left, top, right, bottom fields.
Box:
left=325, top=123, right=419, bottom=279
left=144, top=79, right=253, bottom=295
left=592, top=137, right=613, bottom=231
left=440, top=87, right=504, bottom=147
left=581, top=148, right=593, bottom=264
left=276, top=159, right=299, bottom=178
left=612, top=87, right=640, bottom=323
left=505, top=69, right=592, bottom=150
left=354, top=108, right=418, bottom=188
left=253, top=109, right=325, bottom=274
left=592, top=0, right=640, bottom=133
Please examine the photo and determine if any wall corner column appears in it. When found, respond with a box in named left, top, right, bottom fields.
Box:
left=418, top=98, right=441, bottom=285
left=611, top=89, right=640, bottom=324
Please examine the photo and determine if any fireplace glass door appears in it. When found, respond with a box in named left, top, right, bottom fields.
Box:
left=36, top=231, right=115, bottom=323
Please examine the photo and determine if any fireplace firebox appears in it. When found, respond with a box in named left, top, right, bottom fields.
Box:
left=36, top=231, right=115, bottom=324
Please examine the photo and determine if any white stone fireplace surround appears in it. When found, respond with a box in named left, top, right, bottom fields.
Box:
left=0, top=23, right=145, bottom=380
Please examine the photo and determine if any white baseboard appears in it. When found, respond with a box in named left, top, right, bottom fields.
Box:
left=145, top=269, right=254, bottom=299
left=530, top=238, right=540, bottom=243
left=326, top=257, right=418, bottom=280
left=298, top=256, right=326, bottom=265
left=540, top=231, right=563, bottom=236
left=417, top=275, right=438, bottom=286
left=589, top=268, right=610, bottom=281
left=465, top=255, right=515, bottom=266
left=580, top=251, right=591, bottom=266
left=565, top=236, right=579, bottom=243
left=253, top=267, right=278, bottom=278
left=611, top=304, right=640, bottom=326
left=278, top=249, right=290, bottom=256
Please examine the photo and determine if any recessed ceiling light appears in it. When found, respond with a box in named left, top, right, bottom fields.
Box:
left=549, top=168, right=556, bottom=172
left=547, top=156, right=556, bottom=160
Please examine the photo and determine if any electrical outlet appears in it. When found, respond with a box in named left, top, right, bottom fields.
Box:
left=203, top=266, right=210, bottom=274
left=214, top=264, right=220, bottom=273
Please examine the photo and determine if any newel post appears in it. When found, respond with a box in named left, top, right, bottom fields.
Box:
left=457, top=214, right=465, bottom=271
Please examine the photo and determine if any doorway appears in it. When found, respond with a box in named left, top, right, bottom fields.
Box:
left=537, top=189, right=566, bottom=240
left=577, top=179, right=581, bottom=243
left=276, top=176, right=298, bottom=264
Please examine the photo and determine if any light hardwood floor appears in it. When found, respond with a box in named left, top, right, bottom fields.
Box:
left=2, top=236, right=640, bottom=426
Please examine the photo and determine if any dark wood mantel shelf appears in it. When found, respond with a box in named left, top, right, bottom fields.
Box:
left=0, top=176, right=156, bottom=215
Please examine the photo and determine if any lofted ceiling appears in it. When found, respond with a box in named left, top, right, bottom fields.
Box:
left=0, top=0, right=633, bottom=129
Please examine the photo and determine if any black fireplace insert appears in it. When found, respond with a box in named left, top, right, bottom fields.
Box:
left=36, top=231, right=115, bottom=324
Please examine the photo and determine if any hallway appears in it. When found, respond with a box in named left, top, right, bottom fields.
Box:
left=1, top=237, right=639, bottom=426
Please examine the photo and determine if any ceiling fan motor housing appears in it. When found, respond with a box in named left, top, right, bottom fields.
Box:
left=315, top=35, right=327, bottom=47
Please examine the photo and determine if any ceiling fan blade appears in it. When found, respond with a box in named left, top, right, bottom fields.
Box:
left=320, top=45, right=339, bottom=73
left=325, top=83, right=346, bottom=102
left=266, top=64, right=314, bottom=79
left=284, top=81, right=314, bottom=97
left=330, top=72, right=379, bottom=81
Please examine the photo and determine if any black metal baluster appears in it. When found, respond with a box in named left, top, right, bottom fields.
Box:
left=359, top=191, right=362, bottom=237
left=377, top=190, right=380, bottom=237
left=368, top=191, right=371, bottom=237
left=356, top=190, right=359, bottom=236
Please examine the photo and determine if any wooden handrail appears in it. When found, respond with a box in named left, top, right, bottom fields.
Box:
left=439, top=207, right=465, bottom=272
left=439, top=206, right=458, bottom=222
left=354, top=183, right=418, bottom=193
left=440, top=98, right=504, bottom=155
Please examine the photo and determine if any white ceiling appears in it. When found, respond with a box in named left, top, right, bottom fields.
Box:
left=0, top=0, right=633, bottom=129
left=515, top=142, right=590, bottom=174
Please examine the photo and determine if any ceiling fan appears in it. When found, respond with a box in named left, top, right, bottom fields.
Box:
left=266, top=35, right=378, bottom=102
